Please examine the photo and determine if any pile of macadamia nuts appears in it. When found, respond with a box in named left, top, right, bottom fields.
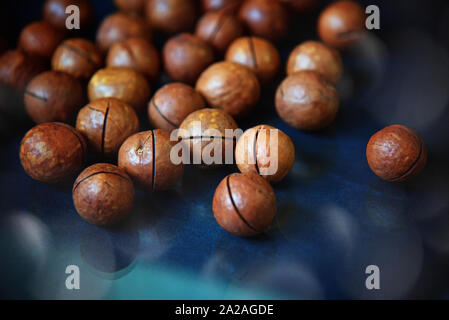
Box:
left=0, top=0, right=427, bottom=237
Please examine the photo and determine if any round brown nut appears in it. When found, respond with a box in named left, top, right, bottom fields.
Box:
left=145, top=0, right=197, bottom=35
left=52, top=38, right=103, bottom=81
left=201, top=0, right=243, bottom=12
left=118, top=130, right=184, bottom=191
left=19, top=21, right=65, bottom=60
left=195, top=10, right=245, bottom=54
left=235, top=124, right=295, bottom=183
left=25, top=71, right=85, bottom=124
left=114, top=0, right=146, bottom=13
left=286, top=40, right=343, bottom=84
left=88, top=67, right=151, bottom=113
left=106, top=38, right=160, bottom=83
left=0, top=50, right=46, bottom=92
left=163, top=33, right=215, bottom=85
left=96, top=13, right=151, bottom=52
left=178, top=108, right=238, bottom=168
left=238, top=0, right=289, bottom=42
left=148, top=83, right=206, bottom=131
left=212, top=172, right=276, bottom=237
left=43, top=0, right=95, bottom=31
left=279, top=0, right=318, bottom=14
left=366, top=125, right=427, bottom=182
left=318, top=0, right=366, bottom=49
left=76, top=98, right=139, bottom=157
left=275, top=71, right=339, bottom=131
left=225, top=36, right=280, bottom=85
left=196, top=61, right=260, bottom=119
left=20, top=122, right=87, bottom=183
left=72, top=163, right=134, bottom=226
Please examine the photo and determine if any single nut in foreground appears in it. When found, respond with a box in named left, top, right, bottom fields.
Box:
left=96, top=13, right=151, bottom=52
left=106, top=37, right=160, bottom=83
left=275, top=71, right=339, bottom=131
left=163, top=33, right=215, bottom=85
left=235, top=125, right=295, bottom=183
left=178, top=108, right=239, bottom=168
left=145, top=0, right=197, bottom=35
left=238, top=0, right=289, bottom=42
left=52, top=38, right=103, bottom=81
left=76, top=98, right=139, bottom=157
left=118, top=130, right=184, bottom=191
left=148, top=83, right=206, bottom=131
left=212, top=172, right=277, bottom=237
left=88, top=67, right=151, bottom=113
left=20, top=122, right=87, bottom=183
left=196, top=61, right=260, bottom=119
left=18, top=21, right=65, bottom=60
left=25, top=71, right=85, bottom=124
left=195, top=10, right=244, bottom=54
left=317, top=0, right=366, bottom=49
left=366, top=125, right=427, bottom=182
left=225, top=36, right=280, bottom=85
left=286, top=40, right=343, bottom=84
left=73, top=163, right=134, bottom=226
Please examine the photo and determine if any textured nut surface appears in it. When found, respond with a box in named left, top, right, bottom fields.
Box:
left=25, top=71, right=85, bottom=124
left=148, top=83, right=206, bottom=131
left=106, top=38, right=160, bottom=83
left=195, top=11, right=244, bottom=53
left=88, top=67, right=151, bottom=113
left=179, top=108, right=238, bottom=167
left=318, top=0, right=365, bottom=49
left=19, top=21, right=65, bottom=60
left=366, top=125, right=427, bottom=182
left=73, top=163, right=134, bottom=226
left=163, top=33, right=215, bottom=85
left=235, top=124, right=295, bottom=183
left=196, top=61, right=260, bottom=119
left=118, top=130, right=184, bottom=191
left=146, top=0, right=197, bottom=35
left=20, top=122, right=86, bottom=183
left=225, top=36, right=280, bottom=85
left=96, top=13, right=151, bottom=52
left=286, top=40, right=343, bottom=84
left=275, top=71, right=339, bottom=131
left=212, top=172, right=276, bottom=237
left=52, top=38, right=103, bottom=80
left=76, top=98, right=139, bottom=156
left=238, top=0, right=289, bottom=42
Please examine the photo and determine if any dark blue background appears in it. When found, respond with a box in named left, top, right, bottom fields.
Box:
left=1, top=0, right=449, bottom=299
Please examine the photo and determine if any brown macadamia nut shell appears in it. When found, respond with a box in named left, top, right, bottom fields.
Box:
left=19, top=21, right=65, bottom=60
left=145, top=0, right=198, bottom=35
left=43, top=0, right=95, bottom=30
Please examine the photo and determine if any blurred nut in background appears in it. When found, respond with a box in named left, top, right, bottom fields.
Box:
left=235, top=124, right=295, bottom=183
left=88, top=67, right=151, bottom=113
left=286, top=40, right=343, bottom=84
left=196, top=61, right=260, bottom=119
left=25, top=71, right=85, bottom=124
left=114, top=0, right=146, bottom=13
left=212, top=172, right=276, bottom=237
left=225, top=36, right=280, bottom=85
left=148, top=83, right=206, bottom=131
left=366, top=125, right=427, bottom=182
left=239, top=0, right=289, bottom=42
left=163, top=33, right=215, bottom=85
left=275, top=71, right=339, bottom=131
left=106, top=37, right=160, bottom=83
left=201, top=0, right=243, bottom=12
left=96, top=13, right=151, bottom=52
left=73, top=163, right=134, bottom=226
left=118, top=130, right=184, bottom=191
left=43, top=0, right=95, bottom=31
left=20, top=122, right=86, bottom=183
left=76, top=98, right=139, bottom=157
left=52, top=38, right=103, bottom=81
left=195, top=10, right=245, bottom=54
left=145, top=0, right=197, bottom=35
left=318, top=0, right=366, bottom=49
left=19, top=21, right=65, bottom=60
